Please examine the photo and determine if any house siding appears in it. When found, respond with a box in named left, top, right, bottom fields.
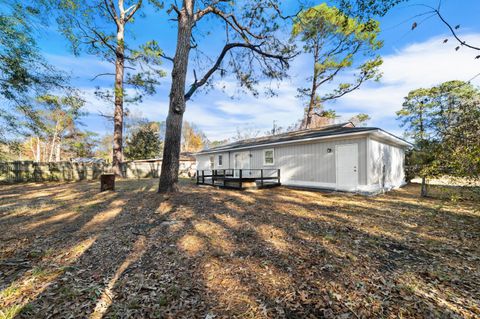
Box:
left=252, top=137, right=367, bottom=185
left=196, top=153, right=230, bottom=170
left=196, top=132, right=408, bottom=193
left=217, top=137, right=367, bottom=186
left=368, top=138, right=405, bottom=189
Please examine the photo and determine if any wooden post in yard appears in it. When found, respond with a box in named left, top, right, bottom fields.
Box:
left=239, top=169, right=243, bottom=190
left=260, top=169, right=264, bottom=187
left=277, top=169, right=280, bottom=185
left=100, top=173, right=115, bottom=192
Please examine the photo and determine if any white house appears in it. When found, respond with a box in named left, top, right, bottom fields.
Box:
left=195, top=122, right=412, bottom=194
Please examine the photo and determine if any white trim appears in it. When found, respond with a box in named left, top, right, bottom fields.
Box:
left=263, top=149, right=275, bottom=166
left=282, top=180, right=406, bottom=194
left=284, top=180, right=358, bottom=192
left=366, top=135, right=371, bottom=185
left=217, top=154, right=223, bottom=167
left=209, top=155, right=214, bottom=170
left=283, top=180, right=337, bottom=189
left=196, top=130, right=412, bottom=155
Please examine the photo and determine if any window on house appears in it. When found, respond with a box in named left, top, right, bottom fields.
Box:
left=209, top=155, right=214, bottom=169
left=218, top=155, right=223, bottom=166
left=263, top=149, right=274, bottom=165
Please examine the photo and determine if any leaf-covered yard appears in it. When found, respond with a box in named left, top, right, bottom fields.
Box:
left=0, top=179, right=479, bottom=318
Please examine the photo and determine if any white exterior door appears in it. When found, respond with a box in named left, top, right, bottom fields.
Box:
left=336, top=144, right=358, bottom=191
left=234, top=152, right=250, bottom=177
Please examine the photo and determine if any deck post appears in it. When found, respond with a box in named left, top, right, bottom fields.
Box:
left=212, top=169, right=215, bottom=186
left=277, top=169, right=281, bottom=184
left=196, top=170, right=199, bottom=184
left=260, top=169, right=264, bottom=187
left=202, top=170, right=205, bottom=184
left=239, top=169, right=243, bottom=190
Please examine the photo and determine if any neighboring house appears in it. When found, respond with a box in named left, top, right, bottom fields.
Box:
left=195, top=122, right=412, bottom=194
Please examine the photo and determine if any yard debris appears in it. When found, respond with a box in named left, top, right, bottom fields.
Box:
left=0, top=179, right=479, bottom=318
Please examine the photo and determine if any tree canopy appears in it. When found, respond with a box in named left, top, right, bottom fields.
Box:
left=158, top=0, right=297, bottom=192
left=38, top=0, right=166, bottom=174
left=292, top=3, right=382, bottom=129
left=124, top=121, right=163, bottom=160
left=0, top=2, right=67, bottom=150
left=397, top=80, right=480, bottom=195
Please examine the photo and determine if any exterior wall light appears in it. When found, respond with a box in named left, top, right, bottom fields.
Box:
left=327, top=148, right=332, bottom=153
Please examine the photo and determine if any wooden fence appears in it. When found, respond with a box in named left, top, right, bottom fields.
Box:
left=0, top=159, right=196, bottom=184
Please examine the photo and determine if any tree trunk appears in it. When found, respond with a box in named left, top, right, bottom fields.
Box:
left=30, top=138, right=36, bottom=162
left=36, top=137, right=41, bottom=162
left=305, top=41, right=320, bottom=129
left=420, top=176, right=428, bottom=197
left=112, top=22, right=126, bottom=177
left=55, top=141, right=61, bottom=162
left=48, top=125, right=58, bottom=162
left=158, top=2, right=194, bottom=193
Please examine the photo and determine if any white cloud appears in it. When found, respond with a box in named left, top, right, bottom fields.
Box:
left=46, top=54, right=114, bottom=81
left=49, top=33, right=480, bottom=140
left=193, top=34, right=480, bottom=139
left=382, top=34, right=480, bottom=87
left=324, top=33, right=480, bottom=133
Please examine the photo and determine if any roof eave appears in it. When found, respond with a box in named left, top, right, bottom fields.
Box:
left=195, top=129, right=413, bottom=156
left=372, top=130, right=413, bottom=147
left=195, top=130, right=376, bottom=155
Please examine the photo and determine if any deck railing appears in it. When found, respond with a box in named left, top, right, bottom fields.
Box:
left=196, top=168, right=280, bottom=189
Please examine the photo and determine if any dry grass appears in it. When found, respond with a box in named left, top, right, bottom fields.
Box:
left=0, top=179, right=479, bottom=318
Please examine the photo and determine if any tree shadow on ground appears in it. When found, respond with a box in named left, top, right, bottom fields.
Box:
left=0, top=180, right=478, bottom=318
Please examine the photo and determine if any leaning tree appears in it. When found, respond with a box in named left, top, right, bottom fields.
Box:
left=292, top=3, right=383, bottom=129
left=157, top=0, right=296, bottom=192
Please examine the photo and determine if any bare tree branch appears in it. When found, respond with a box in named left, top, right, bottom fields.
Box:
left=168, top=4, right=181, bottom=16
left=91, top=73, right=116, bottom=80
left=74, top=19, right=117, bottom=55
left=104, top=0, right=120, bottom=26
left=267, top=0, right=301, bottom=21
left=433, top=7, right=480, bottom=51
left=184, top=42, right=291, bottom=101
left=159, top=53, right=174, bottom=62
left=91, top=28, right=117, bottom=54
left=321, top=74, right=368, bottom=102
left=412, top=3, right=480, bottom=51
left=125, top=0, right=142, bottom=22
left=195, top=6, right=265, bottom=41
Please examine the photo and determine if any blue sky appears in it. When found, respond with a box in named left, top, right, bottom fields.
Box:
left=36, top=0, right=480, bottom=140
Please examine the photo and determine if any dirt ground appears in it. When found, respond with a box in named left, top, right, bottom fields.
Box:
left=0, top=179, right=479, bottom=318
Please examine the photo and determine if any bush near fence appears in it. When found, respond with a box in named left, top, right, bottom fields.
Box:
left=0, top=159, right=196, bottom=184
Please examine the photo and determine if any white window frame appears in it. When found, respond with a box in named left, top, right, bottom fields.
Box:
left=209, top=155, right=214, bottom=170
left=263, top=149, right=275, bottom=166
left=218, top=154, right=223, bottom=167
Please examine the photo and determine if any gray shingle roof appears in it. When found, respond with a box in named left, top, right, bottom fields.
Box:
left=197, top=122, right=392, bottom=154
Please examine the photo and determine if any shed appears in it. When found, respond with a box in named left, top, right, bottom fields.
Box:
left=195, top=122, right=412, bottom=194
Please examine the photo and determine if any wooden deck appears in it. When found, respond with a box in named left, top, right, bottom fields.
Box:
left=196, top=169, right=281, bottom=190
